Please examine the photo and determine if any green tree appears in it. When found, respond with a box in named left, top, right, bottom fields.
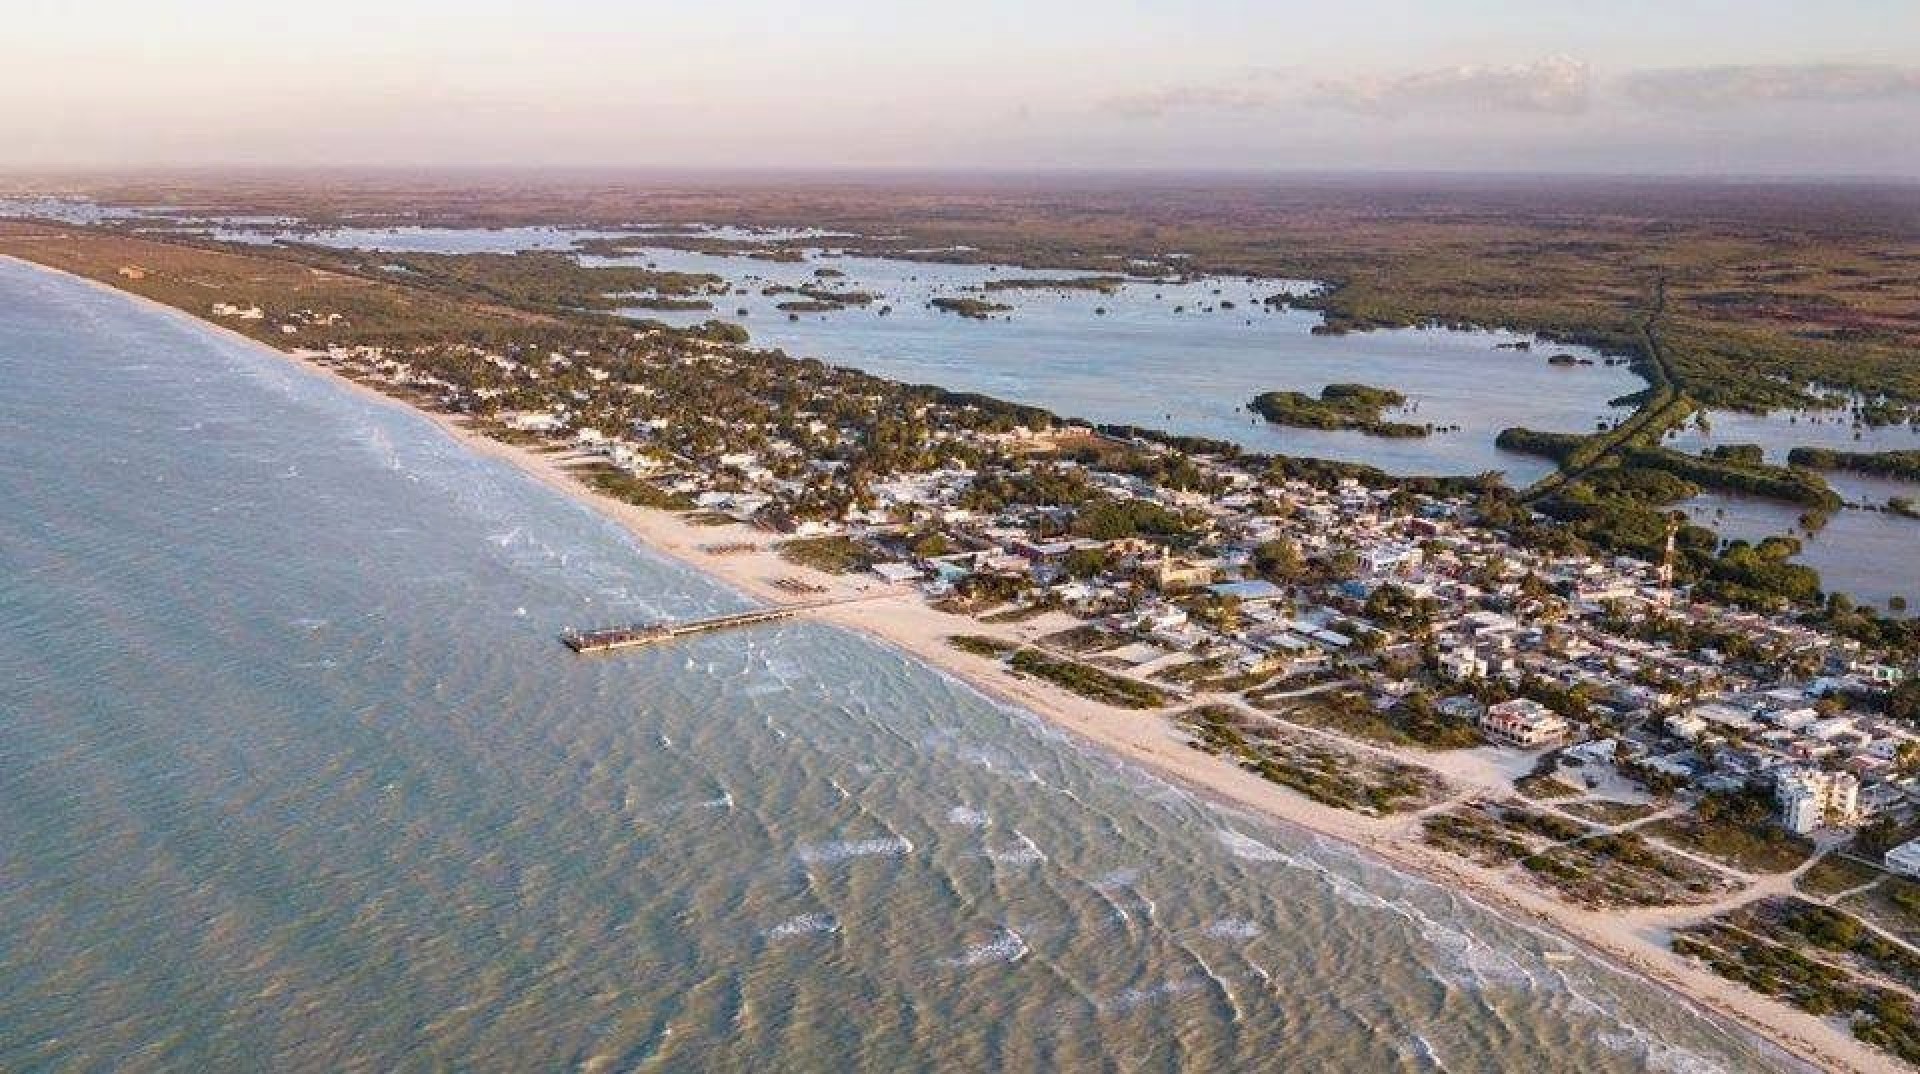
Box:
left=1252, top=538, right=1303, bottom=582
left=1062, top=546, right=1112, bottom=579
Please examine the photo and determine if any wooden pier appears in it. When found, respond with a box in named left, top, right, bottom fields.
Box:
left=561, top=602, right=826, bottom=653
left=561, top=588, right=910, bottom=655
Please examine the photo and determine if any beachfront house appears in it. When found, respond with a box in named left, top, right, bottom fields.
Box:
left=1775, top=767, right=1861, bottom=834
left=1478, top=699, right=1570, bottom=749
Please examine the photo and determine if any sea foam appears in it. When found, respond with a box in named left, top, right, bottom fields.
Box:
left=765, top=913, right=840, bottom=939
left=945, top=927, right=1029, bottom=967
left=795, top=837, right=914, bottom=866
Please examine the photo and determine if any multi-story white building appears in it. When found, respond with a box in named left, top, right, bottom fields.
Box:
left=1479, top=699, right=1570, bottom=748
left=1775, top=767, right=1861, bottom=834
left=1885, top=837, right=1920, bottom=878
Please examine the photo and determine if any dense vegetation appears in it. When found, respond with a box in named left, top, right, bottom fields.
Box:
left=765, top=284, right=877, bottom=306
left=1494, top=427, right=1589, bottom=463
left=1788, top=447, right=1920, bottom=483
left=930, top=296, right=1011, bottom=319
left=1070, top=497, right=1199, bottom=541
left=1619, top=445, right=1840, bottom=510
left=1496, top=416, right=1844, bottom=611
left=1484, top=482, right=1825, bottom=610
left=363, top=251, right=726, bottom=313
left=1249, top=383, right=1428, bottom=438
left=977, top=275, right=1126, bottom=294
left=623, top=296, right=713, bottom=311
left=1007, top=648, right=1166, bottom=708
left=1501, top=427, right=1838, bottom=509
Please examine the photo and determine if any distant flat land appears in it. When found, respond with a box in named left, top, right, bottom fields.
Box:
left=44, top=172, right=1920, bottom=414
left=0, top=220, right=545, bottom=347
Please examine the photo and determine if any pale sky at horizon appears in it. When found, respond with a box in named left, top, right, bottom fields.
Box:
left=8, top=0, right=1920, bottom=176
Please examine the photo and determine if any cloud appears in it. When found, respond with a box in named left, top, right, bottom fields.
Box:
left=1103, top=85, right=1282, bottom=120
left=1620, top=63, right=1920, bottom=109
left=1098, top=68, right=1295, bottom=120
left=1310, top=56, right=1590, bottom=117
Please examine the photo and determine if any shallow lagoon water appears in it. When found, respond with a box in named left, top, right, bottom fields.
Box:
left=134, top=214, right=1646, bottom=484
left=0, top=260, right=1802, bottom=1070
left=596, top=244, right=1644, bottom=485
left=1667, top=409, right=1920, bottom=613
left=178, top=216, right=1911, bottom=606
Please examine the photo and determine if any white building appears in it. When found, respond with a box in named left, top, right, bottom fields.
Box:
left=1766, top=706, right=1820, bottom=731
left=1690, top=702, right=1760, bottom=734
left=1774, top=767, right=1861, bottom=835
left=1479, top=699, right=1570, bottom=748
left=1439, top=646, right=1487, bottom=681
left=872, top=562, right=923, bottom=585
left=1886, top=837, right=1920, bottom=878
left=1665, top=710, right=1709, bottom=740
left=1359, top=542, right=1424, bottom=578
left=502, top=410, right=564, bottom=433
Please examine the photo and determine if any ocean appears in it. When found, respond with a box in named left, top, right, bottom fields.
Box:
left=0, top=259, right=1796, bottom=1071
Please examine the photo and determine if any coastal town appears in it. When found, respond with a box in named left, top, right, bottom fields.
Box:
left=297, top=313, right=1920, bottom=921
left=8, top=210, right=1920, bottom=1070
left=10, top=3, right=1920, bottom=1071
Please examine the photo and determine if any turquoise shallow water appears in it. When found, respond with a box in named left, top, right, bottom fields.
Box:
left=0, top=260, right=1798, bottom=1072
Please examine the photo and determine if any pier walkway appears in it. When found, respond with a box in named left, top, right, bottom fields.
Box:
left=560, top=594, right=892, bottom=653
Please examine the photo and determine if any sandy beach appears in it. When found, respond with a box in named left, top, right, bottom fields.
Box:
left=14, top=254, right=1894, bottom=1073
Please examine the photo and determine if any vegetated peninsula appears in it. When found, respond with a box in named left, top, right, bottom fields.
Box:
left=366, top=250, right=727, bottom=312
left=1617, top=445, right=1841, bottom=511
left=622, top=296, right=715, bottom=311
left=1250, top=383, right=1431, bottom=438
left=1788, top=447, right=1920, bottom=483
left=1493, top=426, right=1846, bottom=590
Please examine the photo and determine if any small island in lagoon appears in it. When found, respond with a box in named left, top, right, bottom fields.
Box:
left=1250, top=383, right=1433, bottom=438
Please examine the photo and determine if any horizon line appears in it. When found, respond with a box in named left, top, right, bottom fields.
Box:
left=5, top=164, right=1919, bottom=189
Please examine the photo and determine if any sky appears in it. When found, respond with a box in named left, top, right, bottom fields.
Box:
left=6, top=0, right=1919, bottom=176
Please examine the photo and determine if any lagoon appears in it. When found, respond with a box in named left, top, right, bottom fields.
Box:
left=596, top=243, right=1645, bottom=485
left=1667, top=408, right=1920, bottom=613
left=128, top=211, right=1647, bottom=485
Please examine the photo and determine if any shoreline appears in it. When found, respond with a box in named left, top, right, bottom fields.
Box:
left=7, top=254, right=1886, bottom=1073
